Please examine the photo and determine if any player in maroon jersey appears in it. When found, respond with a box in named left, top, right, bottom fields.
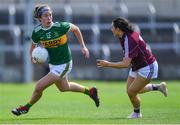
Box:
left=97, top=17, right=168, bottom=118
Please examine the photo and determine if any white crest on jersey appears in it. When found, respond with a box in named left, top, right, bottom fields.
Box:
left=46, top=32, right=51, bottom=39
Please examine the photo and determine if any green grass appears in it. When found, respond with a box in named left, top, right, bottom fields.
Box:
left=0, top=80, right=180, bottom=124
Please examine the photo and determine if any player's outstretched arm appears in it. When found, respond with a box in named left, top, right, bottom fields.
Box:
left=97, top=57, right=131, bottom=68
left=70, top=23, right=89, bottom=58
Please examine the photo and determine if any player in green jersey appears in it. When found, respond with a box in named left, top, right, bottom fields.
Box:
left=11, top=4, right=99, bottom=116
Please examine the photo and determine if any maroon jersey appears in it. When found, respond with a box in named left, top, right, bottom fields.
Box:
left=119, top=32, right=156, bottom=71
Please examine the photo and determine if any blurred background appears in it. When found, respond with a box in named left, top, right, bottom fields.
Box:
left=0, top=0, right=180, bottom=83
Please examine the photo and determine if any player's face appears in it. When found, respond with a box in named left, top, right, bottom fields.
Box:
left=111, top=23, right=117, bottom=36
left=40, top=10, right=53, bottom=28
left=111, top=23, right=124, bottom=38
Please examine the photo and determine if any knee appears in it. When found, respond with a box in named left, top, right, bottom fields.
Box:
left=59, top=83, right=71, bottom=92
left=58, top=85, right=71, bottom=92
left=59, top=88, right=68, bottom=92
left=127, top=88, right=138, bottom=98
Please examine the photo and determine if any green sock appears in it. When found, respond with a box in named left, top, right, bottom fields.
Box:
left=25, top=103, right=32, bottom=109
left=84, top=88, right=90, bottom=96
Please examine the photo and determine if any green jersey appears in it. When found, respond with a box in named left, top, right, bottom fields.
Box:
left=31, top=22, right=72, bottom=65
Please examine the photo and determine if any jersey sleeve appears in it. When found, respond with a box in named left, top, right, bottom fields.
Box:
left=31, top=30, right=39, bottom=44
left=60, top=22, right=71, bottom=34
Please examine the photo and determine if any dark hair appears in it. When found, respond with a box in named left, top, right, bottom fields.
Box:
left=33, top=4, right=51, bottom=19
left=112, top=17, right=134, bottom=33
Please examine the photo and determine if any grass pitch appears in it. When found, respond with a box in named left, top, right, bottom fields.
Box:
left=0, top=80, right=180, bottom=124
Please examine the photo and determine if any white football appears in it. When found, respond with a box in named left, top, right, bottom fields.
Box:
left=32, top=47, right=49, bottom=63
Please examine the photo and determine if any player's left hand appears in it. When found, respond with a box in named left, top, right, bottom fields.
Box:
left=81, top=46, right=89, bottom=58
left=31, top=57, right=44, bottom=64
left=31, top=57, right=37, bottom=64
left=97, top=59, right=110, bottom=67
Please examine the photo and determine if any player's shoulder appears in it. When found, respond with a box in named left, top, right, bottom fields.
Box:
left=128, top=32, right=140, bottom=41
left=53, top=21, right=69, bottom=27
left=33, top=23, right=42, bottom=33
left=129, top=31, right=139, bottom=37
left=52, top=21, right=61, bottom=27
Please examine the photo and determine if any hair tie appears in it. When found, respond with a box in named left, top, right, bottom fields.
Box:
left=37, top=6, right=51, bottom=18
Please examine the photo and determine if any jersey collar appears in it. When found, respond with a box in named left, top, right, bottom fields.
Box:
left=41, top=22, right=54, bottom=30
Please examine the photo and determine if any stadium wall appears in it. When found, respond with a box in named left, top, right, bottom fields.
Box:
left=0, top=0, right=180, bottom=82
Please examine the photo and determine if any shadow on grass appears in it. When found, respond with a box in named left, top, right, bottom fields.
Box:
left=103, top=117, right=126, bottom=120
left=0, top=117, right=59, bottom=123
left=0, top=116, right=126, bottom=124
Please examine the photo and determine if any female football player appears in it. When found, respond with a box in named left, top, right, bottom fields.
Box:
left=12, top=4, right=99, bottom=116
left=97, top=17, right=167, bottom=118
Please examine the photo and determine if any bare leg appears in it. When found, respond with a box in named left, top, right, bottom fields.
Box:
left=29, top=72, right=59, bottom=105
left=55, top=76, right=100, bottom=107
left=11, top=72, right=60, bottom=116
left=126, top=76, right=135, bottom=92
left=139, top=83, right=153, bottom=93
left=55, top=76, right=87, bottom=93
left=127, top=74, right=151, bottom=109
left=139, top=82, right=168, bottom=96
left=126, top=75, right=167, bottom=119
